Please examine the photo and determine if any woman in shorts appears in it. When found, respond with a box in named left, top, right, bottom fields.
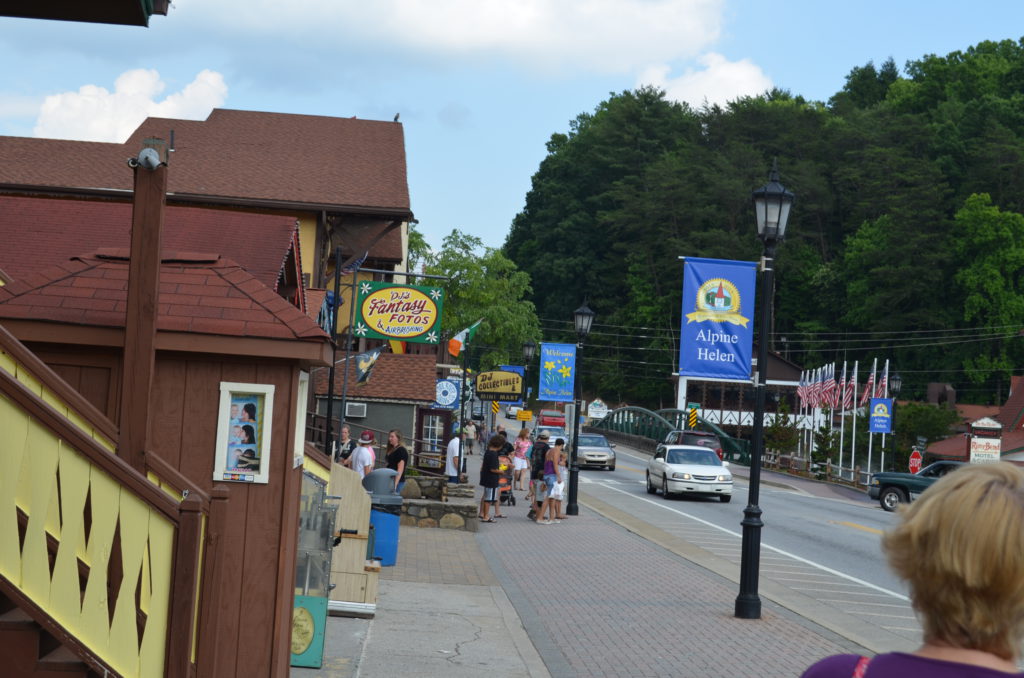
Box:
left=512, top=427, right=532, bottom=491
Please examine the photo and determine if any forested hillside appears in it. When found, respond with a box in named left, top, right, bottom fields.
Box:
left=505, top=38, right=1024, bottom=408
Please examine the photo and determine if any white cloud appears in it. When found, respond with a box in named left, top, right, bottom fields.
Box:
left=637, top=53, right=773, bottom=108
left=185, top=0, right=725, bottom=74
left=33, top=69, right=228, bottom=142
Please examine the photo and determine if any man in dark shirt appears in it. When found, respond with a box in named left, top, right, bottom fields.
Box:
left=479, top=434, right=504, bottom=522
left=527, top=430, right=551, bottom=519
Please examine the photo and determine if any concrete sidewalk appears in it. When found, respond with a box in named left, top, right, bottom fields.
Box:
left=293, top=436, right=883, bottom=677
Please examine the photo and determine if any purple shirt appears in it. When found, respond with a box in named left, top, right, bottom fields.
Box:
left=803, top=653, right=1024, bottom=678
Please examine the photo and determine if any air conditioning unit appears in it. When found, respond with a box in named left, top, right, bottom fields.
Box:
left=345, top=402, right=367, bottom=418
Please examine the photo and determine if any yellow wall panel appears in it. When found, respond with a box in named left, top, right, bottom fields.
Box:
left=0, top=350, right=16, bottom=376
left=0, top=396, right=29, bottom=583
left=15, top=366, right=42, bottom=397
left=49, top=448, right=91, bottom=631
left=79, top=468, right=119, bottom=658
left=107, top=491, right=148, bottom=677
left=139, top=513, right=173, bottom=678
left=303, top=455, right=331, bottom=483
left=20, top=422, right=59, bottom=604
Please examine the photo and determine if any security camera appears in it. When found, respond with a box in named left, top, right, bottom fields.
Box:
left=137, top=147, right=161, bottom=170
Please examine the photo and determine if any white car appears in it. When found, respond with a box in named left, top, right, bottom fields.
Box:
left=646, top=445, right=733, bottom=503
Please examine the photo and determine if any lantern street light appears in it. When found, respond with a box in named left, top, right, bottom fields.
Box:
left=566, top=300, right=595, bottom=516
left=889, top=372, right=902, bottom=471
left=735, top=159, right=794, bottom=620
left=521, top=340, right=537, bottom=429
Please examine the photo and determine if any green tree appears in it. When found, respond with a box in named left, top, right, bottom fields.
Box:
left=764, top=399, right=799, bottom=454
left=889, top=402, right=961, bottom=470
left=424, top=230, right=540, bottom=370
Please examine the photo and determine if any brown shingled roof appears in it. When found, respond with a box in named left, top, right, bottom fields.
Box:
left=0, top=249, right=329, bottom=343
left=0, top=109, right=410, bottom=214
left=0, top=195, right=298, bottom=289
left=313, top=352, right=436, bottom=402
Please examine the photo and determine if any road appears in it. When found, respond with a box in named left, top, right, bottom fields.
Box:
left=564, top=434, right=922, bottom=647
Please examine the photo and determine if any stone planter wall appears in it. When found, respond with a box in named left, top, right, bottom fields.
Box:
left=398, top=477, right=479, bottom=532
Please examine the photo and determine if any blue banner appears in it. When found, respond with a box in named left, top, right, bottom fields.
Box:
left=679, top=257, right=757, bottom=380
left=499, top=364, right=526, bottom=406
left=538, top=343, right=576, bottom=403
left=869, top=398, right=893, bottom=433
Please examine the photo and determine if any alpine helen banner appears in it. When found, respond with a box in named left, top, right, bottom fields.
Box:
left=679, top=257, right=756, bottom=380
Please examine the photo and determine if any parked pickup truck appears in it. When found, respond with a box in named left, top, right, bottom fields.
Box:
left=538, top=409, right=565, bottom=427
left=868, top=460, right=966, bottom=511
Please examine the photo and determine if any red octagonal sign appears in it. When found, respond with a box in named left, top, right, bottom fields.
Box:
left=909, top=449, right=923, bottom=474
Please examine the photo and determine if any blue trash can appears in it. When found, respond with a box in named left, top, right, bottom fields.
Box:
left=362, top=469, right=403, bottom=566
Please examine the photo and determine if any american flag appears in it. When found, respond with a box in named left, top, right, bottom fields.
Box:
left=859, top=360, right=876, bottom=407
left=338, top=251, right=368, bottom=276
left=797, top=371, right=807, bottom=407
left=823, top=363, right=837, bottom=409
left=837, top=362, right=848, bottom=411
left=844, top=362, right=857, bottom=410
left=876, top=359, right=889, bottom=398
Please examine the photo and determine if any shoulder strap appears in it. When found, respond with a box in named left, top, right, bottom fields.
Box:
left=852, top=656, right=870, bottom=678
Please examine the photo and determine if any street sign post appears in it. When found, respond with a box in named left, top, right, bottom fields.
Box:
left=909, top=449, right=922, bottom=474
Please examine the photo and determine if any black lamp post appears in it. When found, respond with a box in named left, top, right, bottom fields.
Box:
left=735, top=159, right=794, bottom=620
left=522, top=340, right=537, bottom=429
left=566, top=300, right=595, bottom=516
left=889, top=372, right=902, bottom=470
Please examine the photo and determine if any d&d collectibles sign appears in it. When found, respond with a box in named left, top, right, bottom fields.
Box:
left=354, top=282, right=444, bottom=344
left=678, top=257, right=756, bottom=381
left=475, top=370, right=524, bottom=401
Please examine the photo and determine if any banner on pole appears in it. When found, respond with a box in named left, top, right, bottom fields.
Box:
left=499, top=364, right=526, bottom=406
left=538, top=343, right=576, bottom=403
left=869, top=398, right=893, bottom=433
left=678, top=257, right=756, bottom=380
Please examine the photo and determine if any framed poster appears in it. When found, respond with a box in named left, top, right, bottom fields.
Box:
left=214, top=382, right=275, bottom=484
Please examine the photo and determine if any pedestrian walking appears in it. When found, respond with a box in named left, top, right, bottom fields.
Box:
left=349, top=431, right=376, bottom=478
left=553, top=445, right=569, bottom=520
left=479, top=435, right=504, bottom=522
left=464, top=420, right=477, bottom=455
left=536, top=438, right=563, bottom=525
left=526, top=430, right=551, bottom=519
left=335, top=424, right=357, bottom=464
left=512, top=427, right=531, bottom=491
left=802, top=462, right=1024, bottom=677
left=445, top=428, right=464, bottom=483
left=384, top=429, right=409, bottom=492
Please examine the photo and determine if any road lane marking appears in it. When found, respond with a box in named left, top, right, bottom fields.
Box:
left=593, top=481, right=910, bottom=602
left=829, top=520, right=883, bottom=535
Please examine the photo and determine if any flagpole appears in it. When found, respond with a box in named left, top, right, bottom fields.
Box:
left=850, top=361, right=858, bottom=484
left=880, top=359, right=889, bottom=472
left=325, top=246, right=343, bottom=459
left=866, top=358, right=877, bottom=482
left=339, top=266, right=360, bottom=432
left=838, top=361, right=847, bottom=476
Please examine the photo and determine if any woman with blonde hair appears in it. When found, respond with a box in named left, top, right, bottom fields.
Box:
left=802, top=462, right=1024, bottom=677
left=384, top=429, right=409, bottom=492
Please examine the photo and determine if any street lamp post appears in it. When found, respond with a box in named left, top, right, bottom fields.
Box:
left=522, top=340, right=537, bottom=430
left=735, top=159, right=794, bottom=620
left=889, top=372, right=902, bottom=471
left=566, top=301, right=595, bottom=517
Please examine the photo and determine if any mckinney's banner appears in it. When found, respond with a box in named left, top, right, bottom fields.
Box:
left=538, top=343, right=576, bottom=403
left=354, top=281, right=444, bottom=344
left=679, top=257, right=756, bottom=381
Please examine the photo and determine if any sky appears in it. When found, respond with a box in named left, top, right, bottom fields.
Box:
left=2, top=1, right=1024, bottom=253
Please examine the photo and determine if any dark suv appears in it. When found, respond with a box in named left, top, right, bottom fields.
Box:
left=660, top=430, right=723, bottom=459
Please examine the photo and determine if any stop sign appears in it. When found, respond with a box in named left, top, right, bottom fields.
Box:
left=909, top=449, right=923, bottom=474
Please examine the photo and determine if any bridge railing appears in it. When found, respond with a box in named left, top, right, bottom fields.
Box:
left=590, top=406, right=750, bottom=464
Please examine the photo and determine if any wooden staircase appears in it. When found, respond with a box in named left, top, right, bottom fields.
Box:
left=0, top=594, right=99, bottom=678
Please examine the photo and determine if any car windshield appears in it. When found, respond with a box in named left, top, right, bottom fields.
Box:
left=667, top=449, right=721, bottom=466
left=682, top=434, right=718, bottom=448
left=578, top=436, right=607, bottom=447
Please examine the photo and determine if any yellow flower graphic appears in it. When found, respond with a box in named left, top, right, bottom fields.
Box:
left=544, top=361, right=555, bottom=371
left=559, top=366, right=572, bottom=378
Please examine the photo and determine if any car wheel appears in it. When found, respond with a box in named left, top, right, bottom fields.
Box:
left=608, top=464, right=615, bottom=472
left=719, top=494, right=731, bottom=503
left=646, top=473, right=656, bottom=494
left=879, top=487, right=906, bottom=512
left=662, top=475, right=671, bottom=498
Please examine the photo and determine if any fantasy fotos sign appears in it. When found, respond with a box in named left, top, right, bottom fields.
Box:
left=678, top=257, right=756, bottom=381
left=354, top=282, right=445, bottom=344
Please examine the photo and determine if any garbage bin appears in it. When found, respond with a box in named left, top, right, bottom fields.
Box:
left=362, top=468, right=402, bottom=566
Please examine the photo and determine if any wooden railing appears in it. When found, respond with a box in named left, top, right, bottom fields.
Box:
left=0, top=324, right=206, bottom=678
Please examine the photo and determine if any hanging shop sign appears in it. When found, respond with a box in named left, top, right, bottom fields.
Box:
left=538, top=342, right=576, bottom=403
left=353, top=282, right=444, bottom=344
left=475, top=370, right=524, bottom=401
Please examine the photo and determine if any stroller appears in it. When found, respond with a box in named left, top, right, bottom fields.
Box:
left=497, top=454, right=516, bottom=506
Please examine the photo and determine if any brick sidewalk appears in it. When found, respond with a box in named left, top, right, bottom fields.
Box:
left=473, top=499, right=859, bottom=678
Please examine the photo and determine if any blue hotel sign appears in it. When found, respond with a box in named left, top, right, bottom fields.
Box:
left=869, top=398, right=893, bottom=434
left=678, top=257, right=756, bottom=381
